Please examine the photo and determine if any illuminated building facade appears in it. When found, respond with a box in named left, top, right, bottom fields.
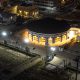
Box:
left=22, top=18, right=80, bottom=46
left=6, top=5, right=39, bottom=19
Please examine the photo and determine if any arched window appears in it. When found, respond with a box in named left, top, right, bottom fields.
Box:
left=29, top=33, right=32, bottom=41
left=19, top=10, right=22, bottom=16
left=23, top=31, right=29, bottom=38
left=62, top=35, right=66, bottom=41
left=33, top=35, right=38, bottom=43
left=48, top=37, right=53, bottom=46
left=24, top=11, right=29, bottom=17
left=39, top=37, right=46, bottom=45
left=55, top=37, right=61, bottom=43
left=13, top=6, right=18, bottom=14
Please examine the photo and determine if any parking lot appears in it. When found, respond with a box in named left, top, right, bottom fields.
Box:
left=0, top=44, right=31, bottom=80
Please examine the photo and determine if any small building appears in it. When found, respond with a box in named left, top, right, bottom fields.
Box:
left=6, top=5, right=39, bottom=19
left=33, top=0, right=77, bottom=14
left=22, top=18, right=80, bottom=46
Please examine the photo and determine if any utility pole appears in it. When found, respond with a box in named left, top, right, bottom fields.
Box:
left=44, top=46, right=56, bottom=65
left=75, top=56, right=80, bottom=80
left=59, top=46, right=80, bottom=80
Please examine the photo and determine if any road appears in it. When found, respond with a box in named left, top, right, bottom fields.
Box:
left=26, top=42, right=80, bottom=69
left=56, top=8, right=80, bottom=21
left=49, top=43, right=80, bottom=65
left=24, top=42, right=80, bottom=66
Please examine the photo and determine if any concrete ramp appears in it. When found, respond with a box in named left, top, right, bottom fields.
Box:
left=5, top=55, right=42, bottom=80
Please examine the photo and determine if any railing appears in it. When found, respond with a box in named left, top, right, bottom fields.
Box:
left=0, top=39, right=38, bottom=57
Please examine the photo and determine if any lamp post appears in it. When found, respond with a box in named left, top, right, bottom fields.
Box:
left=1, top=31, right=8, bottom=37
left=1, top=31, right=8, bottom=44
left=74, top=56, right=80, bottom=80
left=23, top=38, right=29, bottom=43
left=23, top=38, right=30, bottom=52
left=44, top=46, right=57, bottom=65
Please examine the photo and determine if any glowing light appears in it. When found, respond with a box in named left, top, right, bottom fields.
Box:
left=10, top=16, right=13, bottom=19
left=33, top=35, right=38, bottom=43
left=48, top=37, right=53, bottom=46
left=55, top=37, right=61, bottom=43
left=39, top=37, right=45, bottom=45
left=79, top=30, right=80, bottom=33
left=50, top=47, right=56, bottom=51
left=69, top=31, right=75, bottom=39
left=1, top=31, right=7, bottom=37
left=61, top=0, right=66, bottom=5
left=19, top=10, right=22, bottom=13
left=23, top=38, right=29, bottom=43
left=13, top=5, right=18, bottom=14
left=24, top=11, right=28, bottom=16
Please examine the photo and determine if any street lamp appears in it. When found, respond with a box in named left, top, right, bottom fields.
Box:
left=1, top=31, right=7, bottom=37
left=50, top=47, right=56, bottom=52
left=23, top=38, right=29, bottom=43
left=74, top=56, right=80, bottom=80
left=45, top=47, right=57, bottom=62
left=69, top=31, right=75, bottom=39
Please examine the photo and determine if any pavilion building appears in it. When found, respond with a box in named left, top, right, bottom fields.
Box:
left=22, top=18, right=80, bottom=46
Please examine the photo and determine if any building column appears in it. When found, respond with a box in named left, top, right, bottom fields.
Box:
left=38, top=36, right=40, bottom=43
left=66, top=32, right=68, bottom=40
left=27, top=31, right=29, bottom=38
left=45, top=37, right=48, bottom=46
left=52, top=37, right=55, bottom=43
left=61, top=34, right=63, bottom=42
left=32, top=33, right=33, bottom=41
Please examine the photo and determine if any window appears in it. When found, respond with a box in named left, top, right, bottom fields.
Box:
left=19, top=10, right=22, bottom=15
left=24, top=11, right=29, bottom=17
left=48, top=37, right=53, bottom=45
left=23, top=31, right=29, bottom=38
left=29, top=33, right=32, bottom=41
left=39, top=37, right=46, bottom=45
left=33, top=35, right=38, bottom=43
left=62, top=35, right=66, bottom=41
left=55, top=37, right=61, bottom=43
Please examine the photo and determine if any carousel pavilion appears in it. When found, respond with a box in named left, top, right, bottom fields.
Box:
left=22, top=18, right=80, bottom=46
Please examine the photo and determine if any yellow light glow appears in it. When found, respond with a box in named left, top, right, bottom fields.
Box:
left=19, top=10, right=22, bottom=13
left=55, top=37, right=61, bottom=43
left=13, top=5, right=18, bottom=14
left=78, top=30, right=80, bottom=35
left=23, top=31, right=29, bottom=38
left=25, top=12, right=28, bottom=15
left=61, top=0, right=66, bottom=4
left=33, top=35, right=38, bottom=43
left=62, top=34, right=66, bottom=41
left=39, top=37, right=45, bottom=45
left=48, top=37, right=53, bottom=46
left=24, top=11, right=28, bottom=16
left=34, top=11, right=39, bottom=16
left=33, top=12, right=35, bottom=16
left=29, top=34, right=32, bottom=41
left=69, top=31, right=75, bottom=39
left=78, top=30, right=80, bottom=36
left=21, top=27, right=80, bottom=47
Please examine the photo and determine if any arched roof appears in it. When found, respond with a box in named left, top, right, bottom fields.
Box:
left=26, top=18, right=71, bottom=34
